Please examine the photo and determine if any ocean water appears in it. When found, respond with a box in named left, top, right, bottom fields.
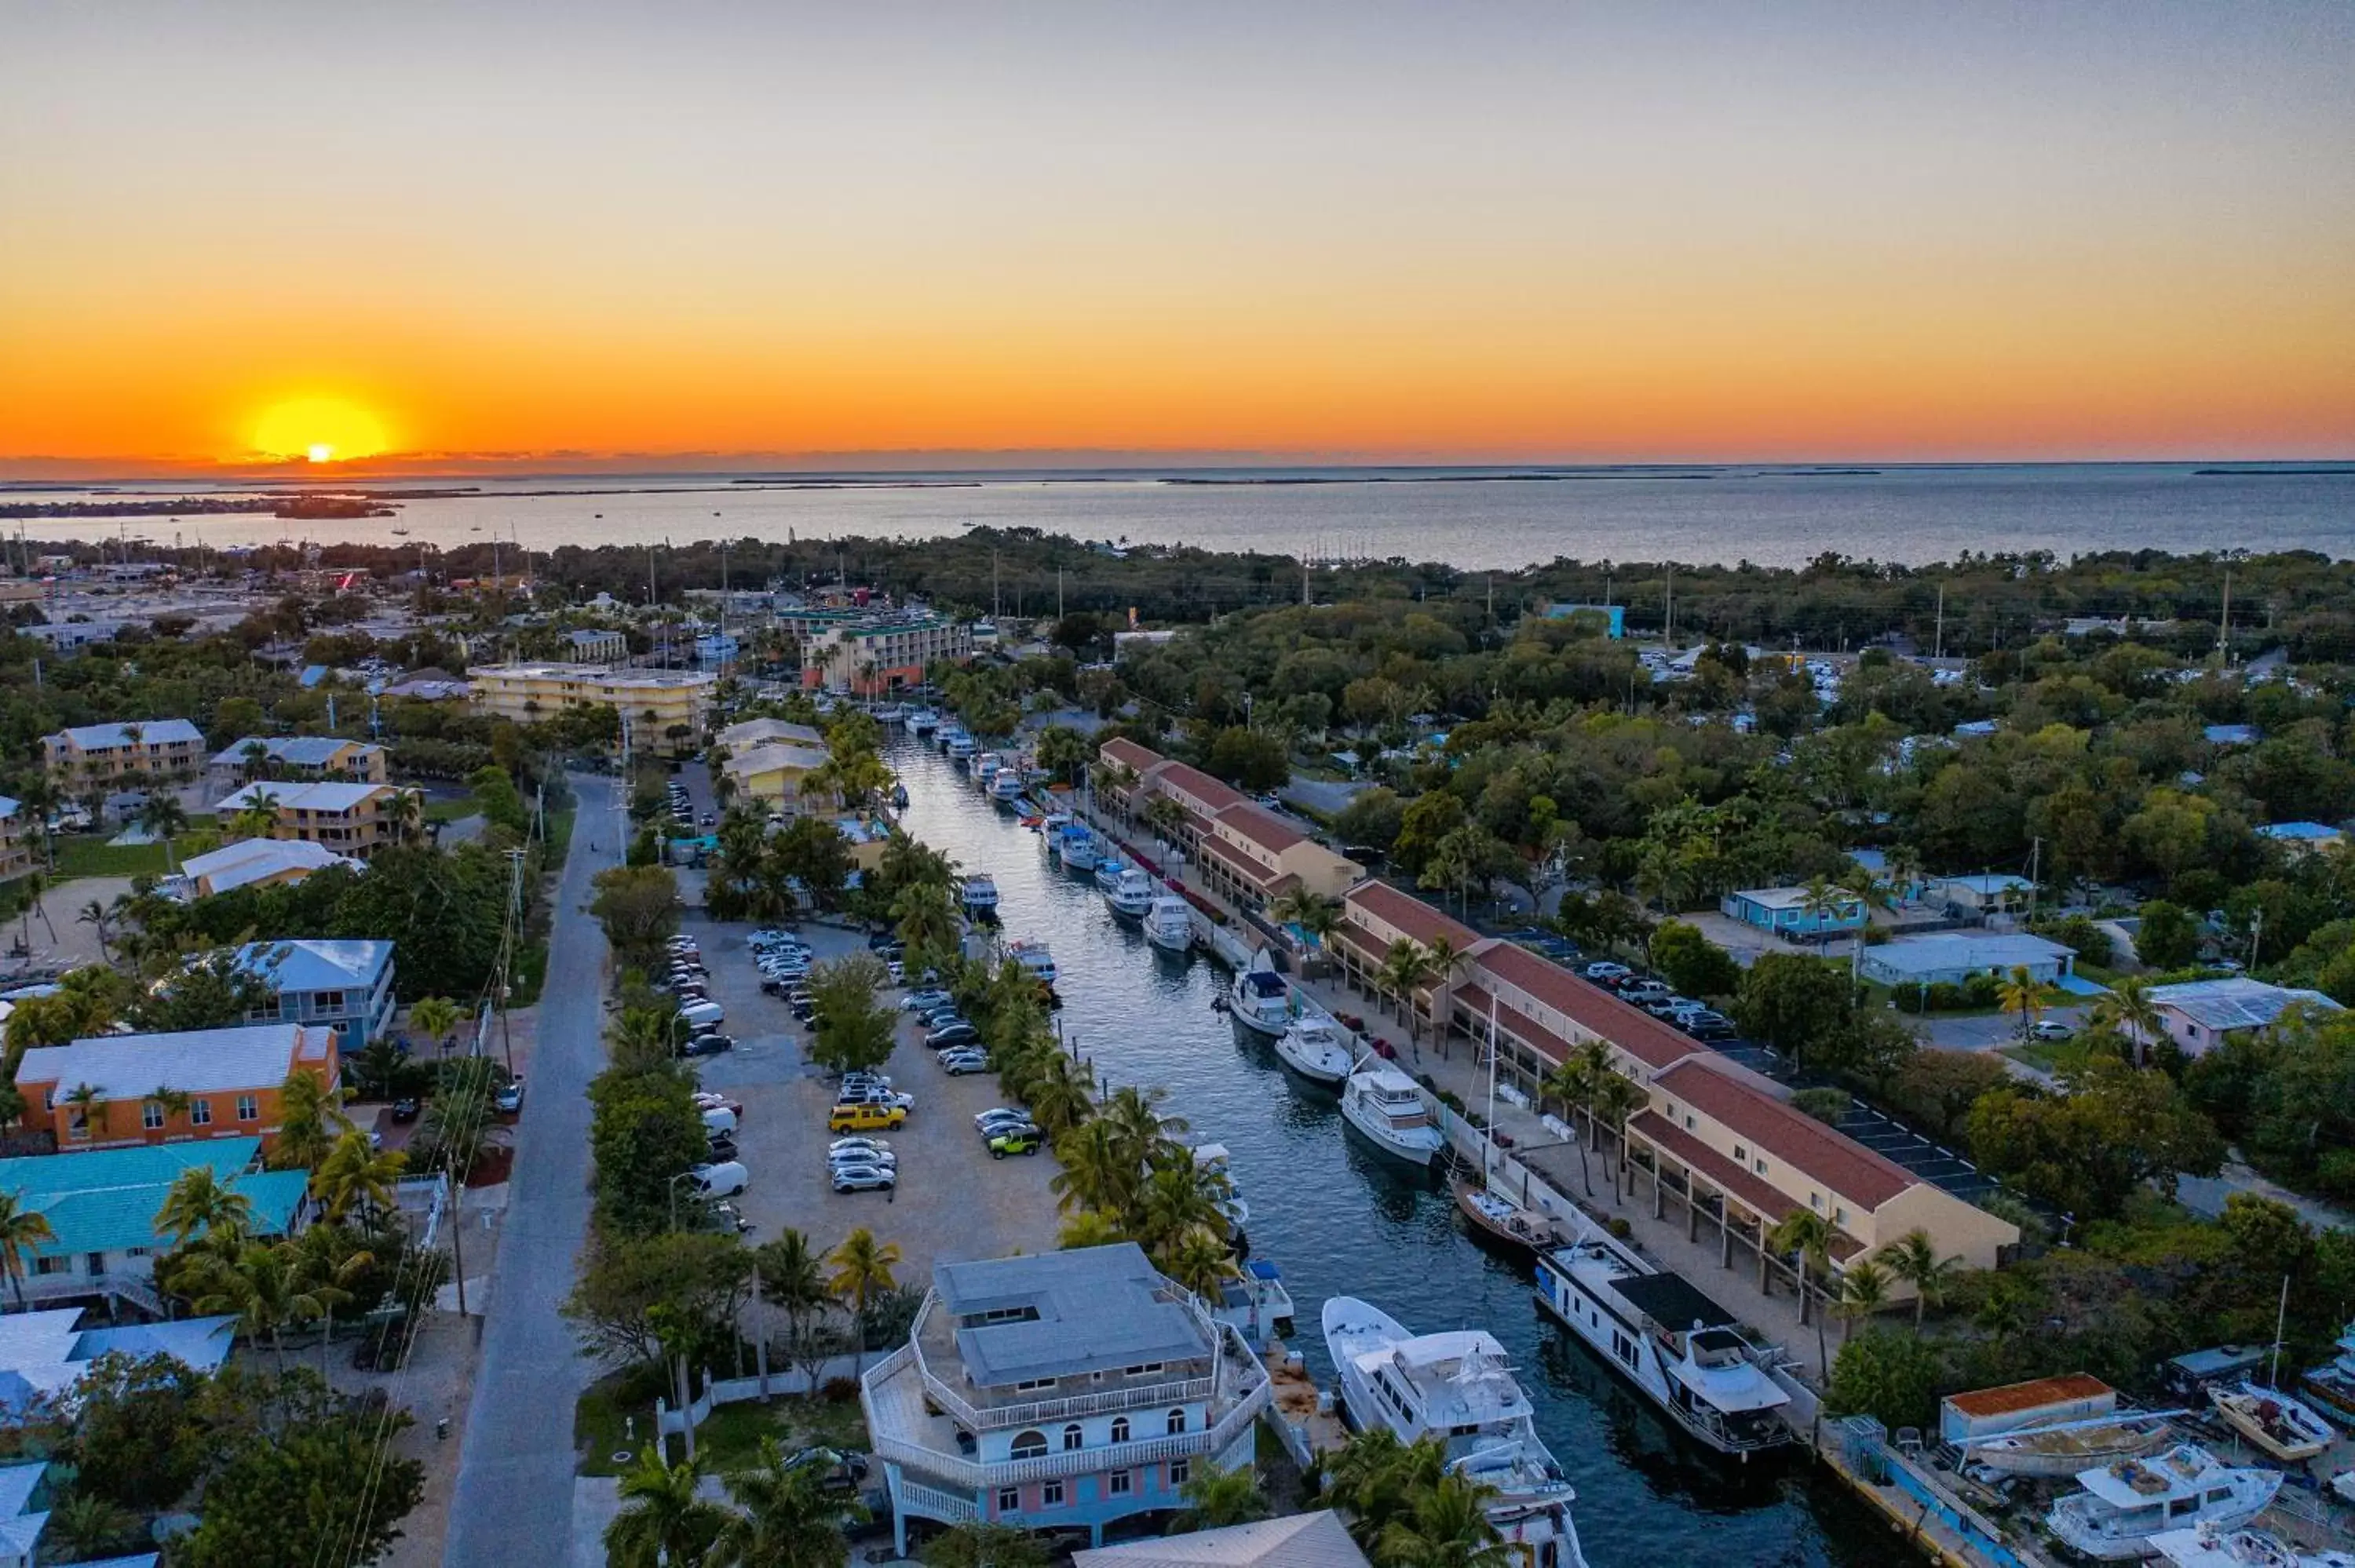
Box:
left=18, top=463, right=2353, bottom=570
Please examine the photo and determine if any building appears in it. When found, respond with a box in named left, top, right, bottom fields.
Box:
left=41, top=719, right=206, bottom=800
left=2139, top=978, right=2343, bottom=1058
left=563, top=626, right=629, bottom=664
left=1323, top=880, right=1483, bottom=1043
left=2258, top=821, right=2345, bottom=855
left=1923, top=873, right=2035, bottom=922
left=212, top=780, right=414, bottom=858
left=721, top=742, right=833, bottom=812
left=1719, top=885, right=1869, bottom=939
left=0, top=800, right=31, bottom=886
left=23, top=619, right=131, bottom=651
left=15, top=1022, right=341, bottom=1156
left=205, top=735, right=389, bottom=797
left=1857, top=932, right=2076, bottom=991
left=1542, top=603, right=1627, bottom=638
left=1194, top=804, right=1364, bottom=910
left=1073, top=1511, right=1369, bottom=1567
left=173, top=837, right=361, bottom=899
left=1453, top=936, right=1706, bottom=1092
left=468, top=662, right=715, bottom=754
left=0, top=1139, right=308, bottom=1316
left=717, top=717, right=824, bottom=752
left=0, top=1307, right=237, bottom=1419
left=860, top=1243, right=1271, bottom=1555
left=801, top=614, right=973, bottom=696
left=233, top=939, right=398, bottom=1047
left=1939, top=1373, right=2118, bottom=1449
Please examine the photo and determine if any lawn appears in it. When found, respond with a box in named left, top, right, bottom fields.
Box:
left=1999, top=1039, right=2072, bottom=1075
left=49, top=832, right=213, bottom=880
left=422, top=799, right=477, bottom=824
left=574, top=1373, right=868, bottom=1478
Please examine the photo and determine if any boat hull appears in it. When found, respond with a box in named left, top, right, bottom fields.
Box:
left=1338, top=1096, right=1442, bottom=1164
left=1454, top=1178, right=1557, bottom=1256
left=1971, top=1427, right=2171, bottom=1479
left=1273, top=1033, right=1352, bottom=1085
left=2212, top=1393, right=2332, bottom=1463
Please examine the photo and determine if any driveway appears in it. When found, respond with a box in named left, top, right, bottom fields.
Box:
left=1917, top=1007, right=2088, bottom=1052
left=444, top=775, right=619, bottom=1568
left=1280, top=773, right=1367, bottom=820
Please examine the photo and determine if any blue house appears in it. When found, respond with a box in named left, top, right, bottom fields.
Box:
left=234, top=939, right=397, bottom=1048
left=861, top=1244, right=1271, bottom=1554
left=1721, top=885, right=1868, bottom=938
left=2258, top=821, right=2345, bottom=855
left=1542, top=603, right=1625, bottom=638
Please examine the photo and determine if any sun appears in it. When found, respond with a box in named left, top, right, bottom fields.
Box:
left=251, top=398, right=392, bottom=464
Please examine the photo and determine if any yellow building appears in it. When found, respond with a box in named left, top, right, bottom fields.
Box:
left=468, top=662, right=715, bottom=756
left=42, top=719, right=207, bottom=800
left=0, top=797, right=33, bottom=884
left=721, top=742, right=833, bottom=812
left=1196, top=803, right=1363, bottom=907
left=212, top=781, right=415, bottom=859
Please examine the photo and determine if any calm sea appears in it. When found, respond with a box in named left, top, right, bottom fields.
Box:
left=13, top=463, right=2352, bottom=571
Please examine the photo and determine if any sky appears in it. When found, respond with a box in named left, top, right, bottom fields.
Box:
left=2, top=1, right=2351, bottom=473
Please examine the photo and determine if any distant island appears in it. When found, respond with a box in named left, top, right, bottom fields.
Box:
left=0, top=494, right=400, bottom=520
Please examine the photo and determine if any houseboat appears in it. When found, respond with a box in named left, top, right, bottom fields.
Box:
left=1534, top=1227, right=1792, bottom=1457
left=1105, top=866, right=1157, bottom=919
left=1324, top=1296, right=1586, bottom=1568
left=1272, top=1014, right=1353, bottom=1085
left=1225, top=951, right=1293, bottom=1037
left=2046, top=1445, right=2283, bottom=1562
left=1338, top=1063, right=1444, bottom=1165
left=2210, top=1382, right=2335, bottom=1463
left=961, top=873, right=999, bottom=919
left=1143, top=893, right=1194, bottom=954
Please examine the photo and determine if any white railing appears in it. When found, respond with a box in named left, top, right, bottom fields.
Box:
left=908, top=1291, right=1227, bottom=1432
left=893, top=1477, right=978, bottom=1525
left=874, top=1380, right=1271, bottom=1491
left=21, top=1271, right=166, bottom=1318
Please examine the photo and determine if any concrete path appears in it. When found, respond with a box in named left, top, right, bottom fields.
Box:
left=444, top=775, right=618, bottom=1568
left=2177, top=1160, right=2355, bottom=1234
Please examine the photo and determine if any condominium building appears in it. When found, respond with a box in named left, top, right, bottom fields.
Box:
left=468, top=662, right=715, bottom=754
left=15, top=1022, right=341, bottom=1156
left=0, top=798, right=31, bottom=885
left=206, top=735, right=389, bottom=799
left=42, top=718, right=206, bottom=800
left=801, top=614, right=972, bottom=697
left=212, top=780, right=415, bottom=858
left=861, top=1244, right=1271, bottom=1555
left=1092, top=740, right=1361, bottom=907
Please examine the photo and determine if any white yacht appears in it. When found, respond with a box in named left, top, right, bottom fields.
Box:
left=1143, top=893, right=1193, bottom=954
left=1535, top=1223, right=1793, bottom=1457
left=944, top=731, right=977, bottom=763
left=1057, top=821, right=1101, bottom=873
left=1094, top=854, right=1127, bottom=895
left=1273, top=1015, right=1354, bottom=1085
left=1225, top=951, right=1292, bottom=1037
left=961, top=873, right=999, bottom=917
left=990, top=767, right=1026, bottom=808
left=973, top=751, right=1001, bottom=786
left=2149, top=1524, right=2355, bottom=1568
left=2046, top=1445, right=2283, bottom=1562
left=1323, top=1297, right=1585, bottom=1568
left=1005, top=939, right=1057, bottom=988
left=1189, top=1142, right=1250, bottom=1238
left=1338, top=1063, right=1444, bottom=1165
left=1105, top=866, right=1157, bottom=919
left=1206, top=1258, right=1294, bottom=1351
left=905, top=708, right=939, bottom=735
left=871, top=702, right=905, bottom=724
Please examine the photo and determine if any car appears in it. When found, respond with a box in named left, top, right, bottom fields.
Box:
left=1642, top=996, right=1700, bottom=1019
left=940, top=1052, right=991, bottom=1075
left=710, top=1200, right=754, bottom=1235
left=689, top=1161, right=749, bottom=1198
left=782, top=1447, right=871, bottom=1492
left=902, top=990, right=952, bottom=1012
left=706, top=1136, right=739, bottom=1161
left=680, top=1034, right=732, bottom=1056
left=1618, top=982, right=1673, bottom=1004
left=2029, top=1019, right=2076, bottom=1041
left=975, top=1111, right=1039, bottom=1138
left=827, top=1136, right=893, bottom=1158
left=973, top=1107, right=1027, bottom=1129
left=493, top=1078, right=525, bottom=1114
left=886, top=961, right=905, bottom=983
left=699, top=812, right=717, bottom=827
left=389, top=1096, right=421, bottom=1122
left=989, top=1129, right=1043, bottom=1158
left=926, top=1024, right=980, bottom=1049
left=1581, top=961, right=1632, bottom=982
left=841, top=1087, right=915, bottom=1111
left=693, top=1092, right=744, bottom=1118
left=830, top=1103, right=907, bottom=1132
left=827, top=1146, right=897, bottom=1169
left=831, top=1164, right=897, bottom=1193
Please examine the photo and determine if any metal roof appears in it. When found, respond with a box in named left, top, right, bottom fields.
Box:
left=215, top=779, right=392, bottom=814
left=18, top=1021, right=329, bottom=1099
left=0, top=1139, right=305, bottom=1258
left=1861, top=932, right=2072, bottom=978
left=2149, top=978, right=2343, bottom=1032
left=935, top=1244, right=1209, bottom=1387
left=208, top=735, right=383, bottom=768
left=1615, top=1271, right=1738, bottom=1333
left=53, top=719, right=205, bottom=750
left=233, top=938, right=393, bottom=994
left=1075, top=1511, right=1370, bottom=1566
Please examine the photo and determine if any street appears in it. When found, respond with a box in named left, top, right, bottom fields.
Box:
left=444, top=775, right=618, bottom=1568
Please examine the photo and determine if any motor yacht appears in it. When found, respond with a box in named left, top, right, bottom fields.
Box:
left=945, top=731, right=977, bottom=763
left=1272, top=1015, right=1353, bottom=1085
left=1094, top=853, right=1126, bottom=895
left=1535, top=1223, right=1792, bottom=1457
left=2210, top=1382, right=2335, bottom=1463
left=905, top=708, right=939, bottom=735
left=961, top=873, right=999, bottom=918
left=2046, top=1445, right=2283, bottom=1562
left=2149, top=1524, right=2355, bottom=1568
left=1057, top=821, right=1101, bottom=873
left=1005, top=939, right=1057, bottom=988
left=1323, top=1296, right=1585, bottom=1568
left=2302, top=1318, right=2355, bottom=1422
left=973, top=752, right=1001, bottom=786
left=1338, top=1063, right=1444, bottom=1165
left=990, top=766, right=1026, bottom=808
left=1224, top=950, right=1292, bottom=1037
left=1105, top=866, right=1156, bottom=918
left=1143, top=893, right=1193, bottom=954
left=872, top=702, right=905, bottom=724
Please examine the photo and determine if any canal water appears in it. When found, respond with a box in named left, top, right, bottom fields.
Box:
left=893, top=738, right=1890, bottom=1567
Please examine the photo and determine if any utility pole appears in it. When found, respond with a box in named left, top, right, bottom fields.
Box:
left=1664, top=567, right=1674, bottom=647
left=2218, top=568, right=2233, bottom=662
left=1934, top=585, right=1945, bottom=662
left=447, top=1170, right=468, bottom=1315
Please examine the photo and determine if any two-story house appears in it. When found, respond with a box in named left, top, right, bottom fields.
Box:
left=232, top=939, right=397, bottom=1048
left=14, top=1022, right=341, bottom=1156
left=205, top=735, right=389, bottom=800
left=211, top=780, right=414, bottom=858
left=467, top=663, right=714, bottom=754
left=861, top=1244, right=1271, bottom=1555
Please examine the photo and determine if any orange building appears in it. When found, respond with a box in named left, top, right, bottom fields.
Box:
left=14, top=1022, right=341, bottom=1155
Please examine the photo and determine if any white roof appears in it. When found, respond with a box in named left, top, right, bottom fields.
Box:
left=1864, top=932, right=2073, bottom=978
left=215, top=779, right=391, bottom=814
left=50, top=719, right=204, bottom=750
left=471, top=662, right=714, bottom=689
left=180, top=838, right=359, bottom=894
left=1731, top=885, right=1858, bottom=910
left=2150, top=978, right=2343, bottom=1032
left=718, top=717, right=823, bottom=749
left=725, top=742, right=830, bottom=778
left=17, top=1022, right=329, bottom=1099
left=1356, top=1063, right=1422, bottom=1096
left=1075, top=1512, right=1368, bottom=1567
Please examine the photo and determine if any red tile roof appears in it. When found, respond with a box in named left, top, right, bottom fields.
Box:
left=1653, top=1059, right=1916, bottom=1210
left=1943, top=1374, right=2113, bottom=1420
left=1343, top=881, right=1478, bottom=950
left=1470, top=941, right=1698, bottom=1073
left=1627, top=1110, right=1802, bottom=1227
left=1214, top=802, right=1308, bottom=854
left=1153, top=760, right=1247, bottom=814
left=1097, top=738, right=1164, bottom=775
left=1199, top=832, right=1287, bottom=889
left=1453, top=983, right=1575, bottom=1070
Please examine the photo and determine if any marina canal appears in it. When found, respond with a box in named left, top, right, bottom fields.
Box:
left=891, top=738, right=1893, bottom=1568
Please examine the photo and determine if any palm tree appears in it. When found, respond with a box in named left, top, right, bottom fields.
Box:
left=407, top=995, right=465, bottom=1057
left=1159, top=1223, right=1240, bottom=1300
left=1267, top=888, right=1342, bottom=948
left=1589, top=1067, right=1648, bottom=1199
left=2091, top=974, right=2163, bottom=1067
left=1882, top=1228, right=1963, bottom=1327
left=147, top=1083, right=192, bottom=1138
left=17, top=870, right=54, bottom=951
left=827, top=1228, right=902, bottom=1362
left=312, top=1127, right=405, bottom=1222
left=1171, top=1463, right=1271, bottom=1532
left=1050, top=1118, right=1135, bottom=1218
left=1543, top=1053, right=1601, bottom=1197
left=270, top=1068, right=352, bottom=1171
left=136, top=790, right=188, bottom=874
left=1768, top=1209, right=1839, bottom=1374
left=182, top=1239, right=320, bottom=1368
left=1835, top=1258, right=1892, bottom=1340
left=388, top=786, right=425, bottom=845
left=1101, top=1084, right=1187, bottom=1161
left=1996, top=964, right=2043, bottom=1043
left=60, top=1081, right=105, bottom=1143
left=605, top=1448, right=728, bottom=1568
left=1376, top=1471, right=1513, bottom=1568
left=1055, top=1209, right=1129, bottom=1250
left=1378, top=939, right=1437, bottom=1040
left=755, top=1227, right=830, bottom=1340
left=1883, top=844, right=1926, bottom=905
left=228, top=789, right=282, bottom=844
left=1322, top=1429, right=1447, bottom=1546
left=890, top=880, right=962, bottom=975
left=1422, top=935, right=1471, bottom=1040
left=44, top=1490, right=135, bottom=1560
left=1798, top=873, right=1847, bottom=943
left=0, top=1191, right=57, bottom=1308
left=76, top=899, right=117, bottom=965
left=238, top=739, right=271, bottom=784
left=154, top=1165, right=253, bottom=1249
left=711, top=1437, right=868, bottom=1568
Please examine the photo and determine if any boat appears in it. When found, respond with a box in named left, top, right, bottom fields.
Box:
left=1057, top=822, right=1100, bottom=873
left=2149, top=1523, right=2355, bottom=1568
left=2210, top=1382, right=2335, bottom=1462
left=1338, top=1063, right=1444, bottom=1165
left=2301, top=1319, right=2355, bottom=1422
left=961, top=874, right=999, bottom=918
left=1323, top=1296, right=1586, bottom=1568
left=1142, top=893, right=1194, bottom=955
left=1206, top=1258, right=1294, bottom=1350
left=905, top=708, right=938, bottom=735
left=2046, top=1445, right=2283, bottom=1563
left=1105, top=866, right=1157, bottom=919
left=1189, top=1142, right=1251, bottom=1239
left=1005, top=939, right=1057, bottom=987
left=973, top=752, right=1001, bottom=786
left=1094, top=854, right=1127, bottom=895
left=945, top=731, right=976, bottom=762
left=1535, top=1226, right=1792, bottom=1457
left=1225, top=951, right=1293, bottom=1037
left=1455, top=997, right=1563, bottom=1255
left=872, top=702, right=905, bottom=724
left=990, top=767, right=1026, bottom=808
left=1969, top=1414, right=2175, bottom=1479
left=1272, top=1015, right=1353, bottom=1085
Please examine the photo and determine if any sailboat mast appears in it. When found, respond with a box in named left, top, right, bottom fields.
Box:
left=1485, top=994, right=1501, bottom=1197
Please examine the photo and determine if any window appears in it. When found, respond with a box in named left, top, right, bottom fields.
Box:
left=1109, top=1417, right=1130, bottom=1444
left=1108, top=1470, right=1132, bottom=1497
left=996, top=1488, right=1018, bottom=1514
left=1010, top=1430, right=1048, bottom=1461
left=1061, top=1424, right=1083, bottom=1452
left=1013, top=1376, right=1056, bottom=1392
left=1123, top=1362, right=1164, bottom=1377
left=35, top=1256, right=68, bottom=1275
left=1754, top=1158, right=1767, bottom=1175
left=1809, top=1193, right=1821, bottom=1211
left=191, top=1099, right=212, bottom=1125
left=144, top=1103, right=166, bottom=1131
left=1166, top=1409, right=1187, bottom=1435
left=236, top=1095, right=259, bottom=1122
left=1732, top=1144, right=1747, bottom=1163
left=1168, top=1459, right=1190, bottom=1487
left=1039, top=1480, right=1064, bottom=1507
left=312, top=990, right=345, bottom=1014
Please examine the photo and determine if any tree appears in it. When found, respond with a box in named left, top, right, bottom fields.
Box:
left=468, top=764, right=531, bottom=837
left=177, top=1239, right=353, bottom=1370
left=1648, top=920, right=1742, bottom=998
left=1049, top=611, right=1103, bottom=657
left=1826, top=1326, right=1944, bottom=1431
left=1377, top=939, right=1437, bottom=1040
left=1203, top=726, right=1289, bottom=793
left=270, top=1067, right=352, bottom=1172
left=564, top=1230, right=758, bottom=1374
left=1733, top=953, right=1853, bottom=1064
left=605, top=1449, right=728, bottom=1568
left=827, top=1227, right=902, bottom=1358
left=754, top=1228, right=829, bottom=1343
left=65, top=1351, right=210, bottom=1511
left=590, top=863, right=685, bottom=970
left=2090, top=974, right=2163, bottom=1067
left=1375, top=1471, right=1513, bottom=1568
left=771, top=815, right=853, bottom=911
left=407, top=994, right=465, bottom=1056
left=1967, top=1056, right=2225, bottom=1220
left=46, top=1486, right=138, bottom=1559
left=1835, top=1257, right=1891, bottom=1340
left=1885, top=1049, right=2010, bottom=1141
left=1995, top=965, right=2043, bottom=1043
left=0, top=1190, right=56, bottom=1309
left=588, top=1066, right=710, bottom=1234
left=137, top=790, right=189, bottom=874
left=918, top=1522, right=1053, bottom=1568
left=77, top=897, right=119, bottom=964
left=805, top=954, right=897, bottom=1075
left=311, top=1127, right=405, bottom=1223
left=1769, top=1209, right=1838, bottom=1374
left=134, top=948, right=279, bottom=1034
left=155, top=1165, right=254, bottom=1249
left=1172, top=1463, right=1271, bottom=1531
left=1033, top=723, right=1092, bottom=785
left=1319, top=1429, right=1444, bottom=1548
left=710, top=1439, right=868, bottom=1567
left=2134, top=899, right=2200, bottom=971
left=1882, top=1228, right=1962, bottom=1328
left=890, top=880, right=962, bottom=977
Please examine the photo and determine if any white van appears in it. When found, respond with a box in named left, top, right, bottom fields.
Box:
left=700, top=1106, right=738, bottom=1137
left=689, top=1161, right=748, bottom=1198
left=679, top=1000, right=725, bottom=1029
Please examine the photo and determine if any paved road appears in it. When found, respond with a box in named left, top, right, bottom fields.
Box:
left=444, top=775, right=618, bottom=1568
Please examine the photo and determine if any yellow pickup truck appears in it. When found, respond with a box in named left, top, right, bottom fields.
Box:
left=828, top=1103, right=908, bottom=1132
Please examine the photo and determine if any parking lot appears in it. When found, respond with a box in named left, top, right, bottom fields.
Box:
left=672, top=913, right=1064, bottom=1284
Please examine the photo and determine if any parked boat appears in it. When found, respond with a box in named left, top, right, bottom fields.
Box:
left=2046, top=1445, right=2283, bottom=1563
left=2149, top=1523, right=2355, bottom=1568
left=905, top=708, right=939, bottom=735
left=944, top=731, right=977, bottom=763
left=872, top=702, right=905, bottom=724
left=2301, top=1319, right=2355, bottom=1422
left=1338, top=1062, right=1444, bottom=1165
left=1272, top=1014, right=1353, bottom=1085
left=1455, top=997, right=1562, bottom=1255
left=1094, top=853, right=1126, bottom=895
left=1142, top=893, right=1193, bottom=954
left=1207, top=1257, right=1294, bottom=1349
left=1535, top=1226, right=1792, bottom=1457
left=1969, top=1414, right=2175, bottom=1479
left=1225, top=950, right=1293, bottom=1037
left=1189, top=1141, right=1251, bottom=1239
left=990, top=767, right=1026, bottom=808
left=1324, top=1296, right=1586, bottom=1568
left=1005, top=939, right=1057, bottom=987
left=889, top=781, right=909, bottom=810
left=1057, top=822, right=1101, bottom=873
left=1105, top=866, right=1157, bottom=919
left=961, top=873, right=999, bottom=918
left=2211, top=1382, right=2335, bottom=1463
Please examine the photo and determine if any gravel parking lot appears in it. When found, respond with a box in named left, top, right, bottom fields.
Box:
left=675, top=913, right=1064, bottom=1282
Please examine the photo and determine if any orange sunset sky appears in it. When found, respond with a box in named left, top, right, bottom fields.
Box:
left=3, top=2, right=2351, bottom=473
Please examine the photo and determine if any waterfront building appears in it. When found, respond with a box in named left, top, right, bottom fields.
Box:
left=1324, top=880, right=1481, bottom=1041
left=205, top=735, right=389, bottom=798
left=1857, top=932, right=2075, bottom=990
left=41, top=719, right=206, bottom=801
left=1195, top=804, right=1363, bottom=910
left=720, top=742, right=833, bottom=813
left=173, top=837, right=360, bottom=899
left=800, top=613, right=972, bottom=696
left=14, top=1023, right=341, bottom=1157
left=211, top=779, right=416, bottom=859
left=232, top=939, right=398, bottom=1048
left=716, top=717, right=824, bottom=752
left=2138, top=978, right=2343, bottom=1058
left=860, top=1243, right=1271, bottom=1554
left=467, top=662, right=714, bottom=754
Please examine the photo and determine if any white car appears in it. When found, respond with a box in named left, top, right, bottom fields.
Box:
left=2029, top=1019, right=2076, bottom=1041
left=827, top=1136, right=893, bottom=1159
left=902, top=990, right=953, bottom=1012
left=689, top=1161, right=748, bottom=1198
left=939, top=1052, right=991, bottom=1076
left=831, top=1165, right=896, bottom=1193
left=827, top=1147, right=897, bottom=1169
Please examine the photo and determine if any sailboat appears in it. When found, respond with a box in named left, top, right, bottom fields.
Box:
left=1454, top=996, right=1561, bottom=1253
